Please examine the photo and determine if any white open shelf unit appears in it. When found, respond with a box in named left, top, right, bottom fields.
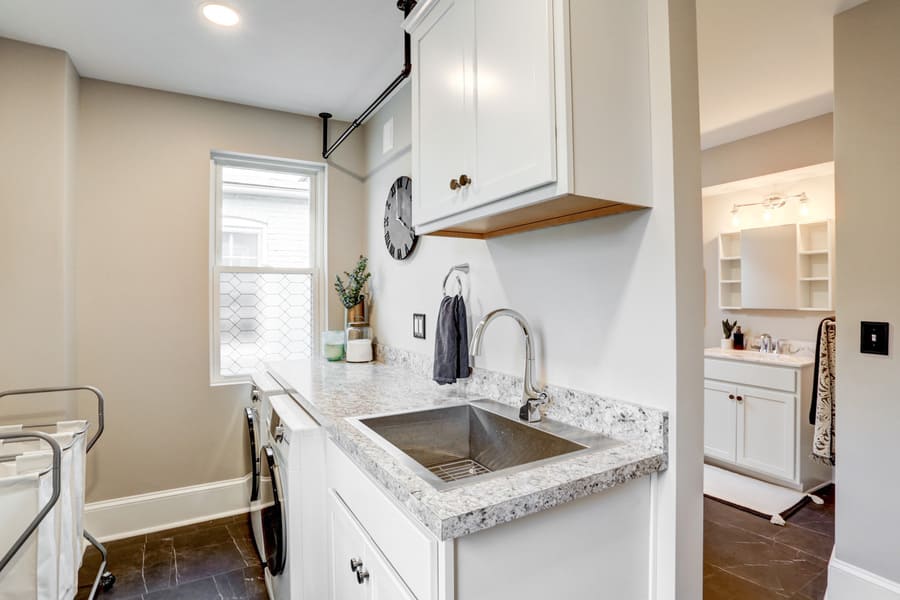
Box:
left=717, top=220, right=833, bottom=311
left=796, top=220, right=834, bottom=311
left=718, top=232, right=742, bottom=309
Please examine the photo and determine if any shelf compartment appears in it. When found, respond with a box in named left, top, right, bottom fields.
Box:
left=719, top=281, right=742, bottom=310
left=799, top=279, right=831, bottom=310
left=799, top=251, right=830, bottom=280
left=798, top=221, right=830, bottom=253
left=719, top=232, right=741, bottom=258
left=719, top=259, right=742, bottom=282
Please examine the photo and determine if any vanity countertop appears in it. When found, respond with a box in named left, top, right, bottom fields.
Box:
left=266, top=357, right=667, bottom=541
left=704, top=347, right=815, bottom=368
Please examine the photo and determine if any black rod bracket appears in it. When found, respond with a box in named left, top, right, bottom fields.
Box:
left=319, top=0, right=416, bottom=160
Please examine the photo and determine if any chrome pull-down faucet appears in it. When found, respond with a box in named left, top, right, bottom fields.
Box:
left=470, top=309, right=549, bottom=422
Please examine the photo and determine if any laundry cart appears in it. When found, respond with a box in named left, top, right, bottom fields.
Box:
left=0, top=386, right=116, bottom=599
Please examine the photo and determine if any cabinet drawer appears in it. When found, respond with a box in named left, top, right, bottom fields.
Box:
left=326, top=439, right=437, bottom=600
left=704, top=358, right=797, bottom=393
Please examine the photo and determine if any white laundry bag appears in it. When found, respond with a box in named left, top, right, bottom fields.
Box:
left=0, top=452, right=57, bottom=600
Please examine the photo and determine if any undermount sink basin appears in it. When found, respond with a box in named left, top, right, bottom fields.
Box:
left=351, top=399, right=621, bottom=490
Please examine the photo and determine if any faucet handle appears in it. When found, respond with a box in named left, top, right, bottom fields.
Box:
left=519, top=392, right=549, bottom=423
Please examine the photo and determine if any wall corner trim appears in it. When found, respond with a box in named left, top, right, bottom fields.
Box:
left=827, top=548, right=900, bottom=600
left=84, top=475, right=252, bottom=542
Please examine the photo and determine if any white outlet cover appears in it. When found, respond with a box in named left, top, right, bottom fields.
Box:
left=382, top=117, right=394, bottom=154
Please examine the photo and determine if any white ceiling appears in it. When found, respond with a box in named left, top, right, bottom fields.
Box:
left=0, top=0, right=405, bottom=120
left=0, top=0, right=871, bottom=145
left=697, top=0, right=868, bottom=149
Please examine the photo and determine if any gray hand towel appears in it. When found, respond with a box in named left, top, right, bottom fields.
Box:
left=433, top=295, right=459, bottom=385
left=455, top=295, right=470, bottom=379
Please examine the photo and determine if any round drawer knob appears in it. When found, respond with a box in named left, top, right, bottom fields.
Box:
left=459, top=173, right=471, bottom=186
left=356, top=568, right=370, bottom=584
left=449, top=178, right=460, bottom=190
left=350, top=558, right=363, bottom=572
left=728, top=394, right=735, bottom=400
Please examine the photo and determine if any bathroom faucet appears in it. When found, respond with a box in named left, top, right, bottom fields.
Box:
left=470, top=309, right=549, bottom=423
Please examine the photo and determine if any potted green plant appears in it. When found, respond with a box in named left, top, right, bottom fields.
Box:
left=334, top=255, right=371, bottom=326
left=721, top=318, right=737, bottom=350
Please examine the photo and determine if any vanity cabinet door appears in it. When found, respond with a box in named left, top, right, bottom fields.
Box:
left=366, top=541, right=417, bottom=600
left=704, top=380, right=737, bottom=463
left=736, top=386, right=796, bottom=481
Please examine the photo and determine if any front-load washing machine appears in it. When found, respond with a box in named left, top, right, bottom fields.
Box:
left=261, top=394, right=326, bottom=600
left=245, top=371, right=282, bottom=566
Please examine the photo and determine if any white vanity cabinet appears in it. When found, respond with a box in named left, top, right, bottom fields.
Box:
left=406, top=0, right=654, bottom=238
left=704, top=356, right=832, bottom=491
left=325, top=439, right=653, bottom=600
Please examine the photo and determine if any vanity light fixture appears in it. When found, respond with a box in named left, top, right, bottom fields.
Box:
left=202, top=3, right=240, bottom=26
left=729, top=192, right=809, bottom=227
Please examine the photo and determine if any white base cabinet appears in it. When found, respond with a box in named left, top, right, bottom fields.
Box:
left=704, top=357, right=832, bottom=491
left=325, top=439, right=652, bottom=600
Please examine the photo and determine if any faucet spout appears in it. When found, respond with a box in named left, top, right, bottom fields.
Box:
left=470, top=309, right=548, bottom=422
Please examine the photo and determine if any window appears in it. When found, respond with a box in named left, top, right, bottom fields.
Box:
left=210, top=153, right=323, bottom=381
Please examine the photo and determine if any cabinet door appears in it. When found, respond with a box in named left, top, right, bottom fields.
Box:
left=704, top=381, right=737, bottom=463
left=736, top=386, right=796, bottom=480
left=366, top=541, right=417, bottom=600
left=413, top=0, right=474, bottom=226
left=329, top=491, right=367, bottom=600
left=468, top=0, right=557, bottom=208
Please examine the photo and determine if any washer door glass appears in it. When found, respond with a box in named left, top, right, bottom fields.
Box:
left=261, top=445, right=286, bottom=575
left=244, top=407, right=260, bottom=502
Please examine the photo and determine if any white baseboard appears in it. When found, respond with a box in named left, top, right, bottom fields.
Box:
left=84, top=474, right=252, bottom=542
left=827, top=549, right=900, bottom=600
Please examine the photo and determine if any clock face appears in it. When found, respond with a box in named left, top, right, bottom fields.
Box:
left=384, top=176, right=418, bottom=260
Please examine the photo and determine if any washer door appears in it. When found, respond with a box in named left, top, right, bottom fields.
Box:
left=261, top=445, right=287, bottom=576
left=244, top=407, right=260, bottom=502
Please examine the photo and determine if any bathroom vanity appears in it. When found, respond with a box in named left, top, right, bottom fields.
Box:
left=266, top=357, right=667, bottom=600
left=703, top=348, right=832, bottom=491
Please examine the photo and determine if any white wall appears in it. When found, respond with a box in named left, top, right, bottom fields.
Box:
left=702, top=171, right=835, bottom=347
left=830, top=0, right=900, bottom=595
left=0, top=38, right=78, bottom=419
left=362, top=1, right=704, bottom=595
left=73, top=79, right=364, bottom=502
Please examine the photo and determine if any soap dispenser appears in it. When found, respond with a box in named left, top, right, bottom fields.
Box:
left=733, top=326, right=745, bottom=350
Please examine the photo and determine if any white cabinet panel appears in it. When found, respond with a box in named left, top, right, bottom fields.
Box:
left=736, top=387, right=796, bottom=481
left=328, top=490, right=417, bottom=600
left=704, top=381, right=737, bottom=463
left=414, top=0, right=473, bottom=225
left=469, top=0, right=556, bottom=207
left=329, top=490, right=368, bottom=600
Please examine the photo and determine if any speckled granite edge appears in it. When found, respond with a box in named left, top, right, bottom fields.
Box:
left=376, top=343, right=667, bottom=454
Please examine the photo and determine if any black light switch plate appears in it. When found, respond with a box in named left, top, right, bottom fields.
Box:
left=860, top=321, right=890, bottom=356
left=413, top=313, right=426, bottom=339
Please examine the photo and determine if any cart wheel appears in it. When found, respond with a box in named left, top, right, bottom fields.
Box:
left=100, top=572, right=116, bottom=591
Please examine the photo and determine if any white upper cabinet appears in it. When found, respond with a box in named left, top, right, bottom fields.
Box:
left=406, top=0, right=654, bottom=239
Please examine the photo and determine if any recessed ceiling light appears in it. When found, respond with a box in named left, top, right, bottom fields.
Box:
left=202, top=4, right=240, bottom=27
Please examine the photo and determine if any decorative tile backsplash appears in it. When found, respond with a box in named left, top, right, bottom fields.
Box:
left=375, top=343, right=667, bottom=454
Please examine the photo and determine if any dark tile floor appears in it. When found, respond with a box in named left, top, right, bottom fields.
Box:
left=704, top=485, right=835, bottom=599
left=76, top=514, right=267, bottom=600
left=76, top=486, right=834, bottom=599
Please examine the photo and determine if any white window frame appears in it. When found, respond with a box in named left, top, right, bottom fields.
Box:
left=209, top=151, right=326, bottom=384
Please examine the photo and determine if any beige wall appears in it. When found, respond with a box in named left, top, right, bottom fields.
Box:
left=0, top=39, right=78, bottom=420
left=702, top=172, right=835, bottom=347
left=75, top=79, right=364, bottom=501
left=701, top=113, right=833, bottom=188
left=832, top=0, right=900, bottom=590
left=362, top=0, right=704, bottom=594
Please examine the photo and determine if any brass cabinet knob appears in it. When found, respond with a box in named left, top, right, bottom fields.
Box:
left=449, top=178, right=460, bottom=190
left=459, top=174, right=471, bottom=186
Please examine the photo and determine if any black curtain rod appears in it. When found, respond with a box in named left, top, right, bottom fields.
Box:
left=319, top=0, right=415, bottom=160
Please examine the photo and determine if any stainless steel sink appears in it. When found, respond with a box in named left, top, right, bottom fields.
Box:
left=351, top=399, right=622, bottom=490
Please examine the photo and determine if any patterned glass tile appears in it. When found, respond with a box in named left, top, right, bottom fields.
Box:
left=218, top=272, right=312, bottom=377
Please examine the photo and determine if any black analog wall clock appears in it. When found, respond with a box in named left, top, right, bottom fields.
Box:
left=384, top=175, right=417, bottom=260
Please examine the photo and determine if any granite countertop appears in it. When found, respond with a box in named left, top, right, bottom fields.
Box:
left=704, top=347, right=815, bottom=367
left=265, top=355, right=667, bottom=541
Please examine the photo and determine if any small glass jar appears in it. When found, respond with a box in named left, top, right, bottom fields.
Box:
left=322, top=330, right=345, bottom=361
left=345, top=323, right=371, bottom=342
